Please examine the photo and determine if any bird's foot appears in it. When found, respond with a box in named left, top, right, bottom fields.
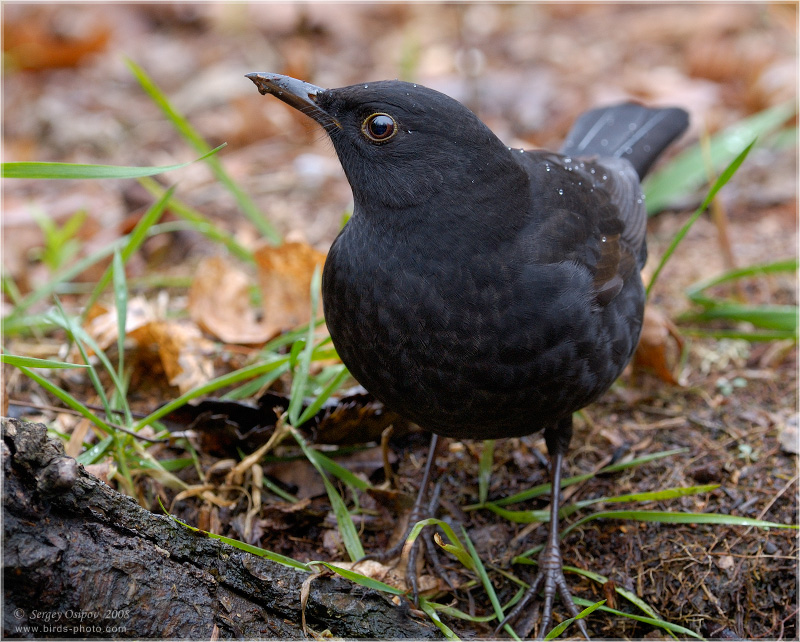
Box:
left=497, top=542, right=589, bottom=639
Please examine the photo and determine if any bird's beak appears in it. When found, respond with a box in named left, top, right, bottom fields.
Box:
left=245, top=72, right=340, bottom=130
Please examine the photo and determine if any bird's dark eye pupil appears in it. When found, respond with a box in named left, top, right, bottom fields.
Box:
left=370, top=116, right=392, bottom=137
left=363, top=113, right=396, bottom=143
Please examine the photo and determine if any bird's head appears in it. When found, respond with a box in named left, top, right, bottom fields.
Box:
left=246, top=73, right=524, bottom=214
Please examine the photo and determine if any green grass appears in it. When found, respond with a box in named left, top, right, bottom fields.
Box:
left=1, top=144, right=226, bottom=179
left=679, top=258, right=798, bottom=340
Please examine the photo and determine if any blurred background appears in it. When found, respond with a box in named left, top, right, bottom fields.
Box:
left=3, top=3, right=796, bottom=273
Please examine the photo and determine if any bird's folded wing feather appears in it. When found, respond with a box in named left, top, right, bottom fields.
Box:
left=516, top=151, right=647, bottom=306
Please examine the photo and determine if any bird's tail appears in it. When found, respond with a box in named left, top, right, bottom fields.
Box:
left=560, top=103, right=689, bottom=179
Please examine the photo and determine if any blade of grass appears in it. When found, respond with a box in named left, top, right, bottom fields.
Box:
left=296, top=364, right=350, bottom=425
left=14, top=365, right=115, bottom=435
left=137, top=176, right=254, bottom=263
left=406, top=517, right=473, bottom=570
left=646, top=139, right=757, bottom=299
left=284, top=269, right=363, bottom=562
left=163, top=506, right=312, bottom=572
left=483, top=504, right=551, bottom=524
left=574, top=483, right=720, bottom=508
left=681, top=303, right=797, bottom=332
left=54, top=299, right=136, bottom=492
left=515, top=507, right=796, bottom=562
left=290, top=426, right=365, bottom=561
left=308, top=448, right=372, bottom=492
left=560, top=508, right=798, bottom=539
left=134, top=447, right=190, bottom=486
left=53, top=298, right=116, bottom=424
left=308, top=561, right=405, bottom=595
left=686, top=258, right=798, bottom=304
left=146, top=456, right=195, bottom=473
left=461, top=526, right=520, bottom=640
left=570, top=596, right=703, bottom=639
left=600, top=447, right=689, bottom=473
left=112, top=250, right=127, bottom=381
left=43, top=309, right=130, bottom=414
left=1, top=265, right=23, bottom=305
left=112, top=250, right=134, bottom=426
left=0, top=354, right=89, bottom=369
left=76, top=435, right=114, bottom=465
left=427, top=601, right=500, bottom=623
left=288, top=267, right=322, bottom=427
left=504, top=561, right=701, bottom=639
left=478, top=448, right=689, bottom=509
left=221, top=361, right=291, bottom=400
left=544, top=599, right=605, bottom=640
left=2, top=145, right=225, bottom=179
left=125, top=58, right=280, bottom=244
left=678, top=327, right=797, bottom=341
left=419, top=599, right=462, bottom=640
left=263, top=475, right=299, bottom=503
left=564, top=565, right=661, bottom=621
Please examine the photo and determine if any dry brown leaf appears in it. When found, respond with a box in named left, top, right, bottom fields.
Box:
left=332, top=559, right=442, bottom=595
left=83, top=462, right=111, bottom=484
left=3, top=8, right=111, bottom=70
left=632, top=305, right=684, bottom=385
left=83, top=296, right=158, bottom=352
left=82, top=296, right=215, bottom=393
left=263, top=459, right=325, bottom=500
left=188, top=255, right=271, bottom=344
left=254, top=240, right=326, bottom=337
left=129, top=320, right=215, bottom=394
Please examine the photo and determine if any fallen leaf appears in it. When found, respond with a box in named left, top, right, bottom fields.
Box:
left=83, top=296, right=159, bottom=351
left=83, top=462, right=111, bottom=484
left=632, top=305, right=684, bottom=385
left=84, top=296, right=215, bottom=394
left=3, top=7, right=110, bottom=70
left=129, top=320, right=215, bottom=393
left=188, top=256, right=272, bottom=344
left=332, top=559, right=441, bottom=595
left=254, top=240, right=326, bottom=337
left=263, top=459, right=325, bottom=500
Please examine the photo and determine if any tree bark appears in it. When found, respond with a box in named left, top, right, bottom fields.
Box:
left=2, top=418, right=440, bottom=639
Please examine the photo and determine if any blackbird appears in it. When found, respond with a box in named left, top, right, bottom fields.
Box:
left=247, top=72, right=688, bottom=637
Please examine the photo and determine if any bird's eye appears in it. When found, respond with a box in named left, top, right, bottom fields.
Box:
left=362, top=113, right=397, bottom=143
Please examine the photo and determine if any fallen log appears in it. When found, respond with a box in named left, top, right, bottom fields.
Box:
left=2, top=418, right=440, bottom=639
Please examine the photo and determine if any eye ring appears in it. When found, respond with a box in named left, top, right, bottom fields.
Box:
left=362, top=113, right=397, bottom=143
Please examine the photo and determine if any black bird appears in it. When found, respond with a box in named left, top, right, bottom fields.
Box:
left=247, top=71, right=688, bottom=637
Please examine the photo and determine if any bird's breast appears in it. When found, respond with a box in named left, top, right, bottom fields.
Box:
left=322, top=222, right=643, bottom=438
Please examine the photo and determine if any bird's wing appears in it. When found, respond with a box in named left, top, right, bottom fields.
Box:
left=515, top=151, right=646, bottom=306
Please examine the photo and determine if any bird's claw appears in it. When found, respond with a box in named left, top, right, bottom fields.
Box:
left=496, top=544, right=589, bottom=639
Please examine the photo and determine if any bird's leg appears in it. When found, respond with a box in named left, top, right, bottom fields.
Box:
left=359, top=434, right=445, bottom=602
left=498, top=417, right=589, bottom=639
